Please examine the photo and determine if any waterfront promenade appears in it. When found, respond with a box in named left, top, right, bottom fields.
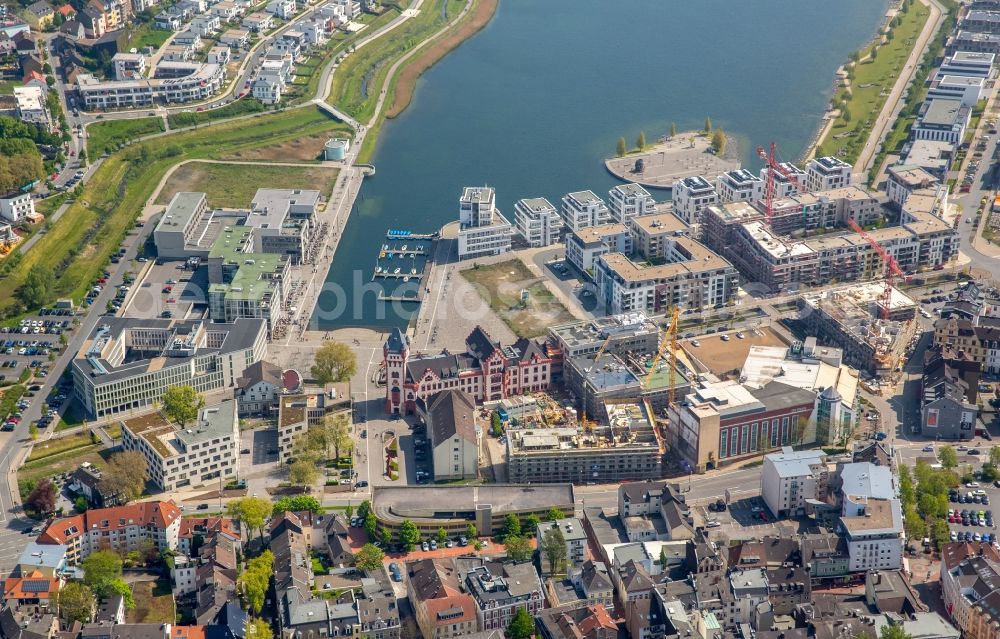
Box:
left=604, top=132, right=740, bottom=188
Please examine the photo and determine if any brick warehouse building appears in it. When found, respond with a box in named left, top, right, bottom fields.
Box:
left=383, top=327, right=552, bottom=415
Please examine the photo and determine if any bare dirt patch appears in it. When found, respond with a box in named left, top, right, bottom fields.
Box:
left=460, top=259, right=574, bottom=339
left=223, top=131, right=335, bottom=162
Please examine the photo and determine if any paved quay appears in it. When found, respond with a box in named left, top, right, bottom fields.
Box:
left=604, top=131, right=740, bottom=188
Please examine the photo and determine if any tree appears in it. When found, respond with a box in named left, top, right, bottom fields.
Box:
left=29, top=423, right=38, bottom=440
left=345, top=503, right=354, bottom=520
left=506, top=607, right=534, bottom=639
left=704, top=116, right=712, bottom=133
left=325, top=414, right=353, bottom=460
left=26, top=479, right=56, bottom=514
left=500, top=514, right=521, bottom=541
left=465, top=523, right=478, bottom=540
left=272, top=495, right=322, bottom=515
left=288, top=459, right=318, bottom=486
left=842, top=107, right=852, bottom=123
left=616, top=137, right=626, bottom=157
left=711, top=130, right=727, bottom=155
left=227, top=496, right=273, bottom=541
left=161, top=385, right=204, bottom=427
left=55, top=582, right=95, bottom=623
left=364, top=512, right=377, bottom=540
left=246, top=618, right=273, bottom=639
left=136, top=538, right=160, bottom=566
left=376, top=526, right=392, bottom=547
left=355, top=543, right=385, bottom=572
left=990, top=446, right=1000, bottom=468
left=311, top=341, right=357, bottom=385
left=505, top=535, right=532, bottom=562
left=930, top=518, right=951, bottom=551
left=939, top=445, right=958, bottom=469
left=659, top=546, right=668, bottom=567
left=74, top=496, right=88, bottom=512
left=491, top=411, right=503, bottom=437
left=636, top=131, right=646, bottom=151
left=880, top=625, right=912, bottom=639
left=104, top=578, right=135, bottom=609
left=524, top=514, right=540, bottom=538
left=541, top=526, right=567, bottom=575
left=81, top=551, right=123, bottom=597
left=399, top=519, right=420, bottom=551
left=547, top=507, right=565, bottom=522
left=239, top=550, right=273, bottom=614
left=99, top=450, right=149, bottom=503
left=18, top=265, right=53, bottom=309
left=436, top=527, right=448, bottom=544
left=670, top=122, right=677, bottom=138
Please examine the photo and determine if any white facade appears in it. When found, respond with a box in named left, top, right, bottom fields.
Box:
left=76, top=63, right=226, bottom=108
left=758, top=162, right=807, bottom=199
left=266, top=0, right=295, bottom=18
left=927, top=74, right=985, bottom=108
left=805, top=156, right=853, bottom=192
left=457, top=186, right=512, bottom=259
left=561, top=190, right=611, bottom=231
left=671, top=176, right=717, bottom=225
left=939, top=51, right=994, bottom=78
left=191, top=14, right=221, bottom=35
left=760, top=447, right=825, bottom=517
left=0, top=193, right=35, bottom=224
left=513, top=197, right=561, bottom=247
left=112, top=52, right=146, bottom=80
left=607, top=183, right=655, bottom=223
left=716, top=169, right=764, bottom=204
left=13, top=86, right=49, bottom=128
left=566, top=224, right=631, bottom=273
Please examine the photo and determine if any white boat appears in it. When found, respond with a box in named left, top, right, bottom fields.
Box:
left=410, top=268, right=417, bottom=275
left=401, top=244, right=407, bottom=251
left=394, top=267, right=401, bottom=274
left=382, top=244, right=388, bottom=250
left=403, top=276, right=410, bottom=282
left=375, top=266, right=382, bottom=273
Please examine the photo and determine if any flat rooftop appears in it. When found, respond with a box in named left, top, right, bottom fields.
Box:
left=550, top=312, right=658, bottom=348
left=920, top=98, right=966, bottom=127
left=629, top=212, right=688, bottom=235
left=565, top=190, right=606, bottom=207
left=157, top=192, right=206, bottom=234
left=373, top=485, right=575, bottom=521
left=461, top=186, right=494, bottom=206
left=515, top=197, right=556, bottom=214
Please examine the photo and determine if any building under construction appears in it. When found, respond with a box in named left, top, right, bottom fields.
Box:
left=505, top=399, right=665, bottom=484
left=798, top=282, right=917, bottom=376
left=562, top=350, right=690, bottom=418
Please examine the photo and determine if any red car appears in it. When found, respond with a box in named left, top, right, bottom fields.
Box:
left=166, top=298, right=176, bottom=303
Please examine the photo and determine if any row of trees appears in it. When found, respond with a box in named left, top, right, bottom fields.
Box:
left=238, top=550, right=274, bottom=615
left=288, top=413, right=353, bottom=486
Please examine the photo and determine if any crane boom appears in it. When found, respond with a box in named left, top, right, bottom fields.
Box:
left=756, top=142, right=808, bottom=229
left=645, top=307, right=680, bottom=405
left=846, top=218, right=906, bottom=319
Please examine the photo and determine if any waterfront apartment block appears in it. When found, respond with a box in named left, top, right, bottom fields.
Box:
left=805, top=156, right=853, bottom=192
left=566, top=223, right=631, bottom=273
left=457, top=186, right=513, bottom=258
left=506, top=400, right=664, bottom=484
left=759, top=162, right=807, bottom=199
left=716, top=169, right=764, bottom=204
left=913, top=98, right=971, bottom=145
left=71, top=318, right=268, bottom=418
left=671, top=175, right=718, bottom=225
left=627, top=212, right=689, bottom=261
left=513, top=197, right=562, bottom=247
left=561, top=190, right=612, bottom=231
left=607, top=183, right=655, bottom=223
left=939, top=50, right=995, bottom=78
left=593, top=237, right=739, bottom=315
left=885, top=165, right=940, bottom=209
left=928, top=74, right=985, bottom=108
left=76, top=62, right=225, bottom=109
left=207, top=226, right=291, bottom=335
left=961, top=9, right=1000, bottom=33
left=947, top=30, right=1000, bottom=55
left=121, top=400, right=240, bottom=491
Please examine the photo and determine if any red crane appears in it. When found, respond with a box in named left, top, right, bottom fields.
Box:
left=846, top=218, right=907, bottom=320
left=756, top=142, right=808, bottom=229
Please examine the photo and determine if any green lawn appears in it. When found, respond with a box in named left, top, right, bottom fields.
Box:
left=0, top=82, right=15, bottom=96
left=128, top=580, right=176, bottom=624
left=329, top=0, right=464, bottom=123
left=87, top=117, right=166, bottom=157
left=125, top=22, right=173, bottom=51
left=156, top=162, right=339, bottom=207
left=26, top=431, right=95, bottom=462
left=166, top=98, right=267, bottom=128
left=817, top=1, right=931, bottom=162
left=0, top=107, right=348, bottom=319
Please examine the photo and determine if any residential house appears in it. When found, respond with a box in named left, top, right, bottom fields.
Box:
left=417, top=389, right=480, bottom=482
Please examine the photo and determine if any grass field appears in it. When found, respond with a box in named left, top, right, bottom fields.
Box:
left=329, top=0, right=463, bottom=124
left=19, top=444, right=110, bottom=500
left=0, top=82, right=15, bottom=96
left=128, top=580, right=176, bottom=624
left=125, top=22, right=173, bottom=51
left=87, top=117, right=166, bottom=157
left=156, top=162, right=339, bottom=207
left=0, top=107, right=349, bottom=319
left=460, top=259, right=574, bottom=338
left=816, top=1, right=930, bottom=162
left=166, top=98, right=267, bottom=128
left=26, top=431, right=95, bottom=463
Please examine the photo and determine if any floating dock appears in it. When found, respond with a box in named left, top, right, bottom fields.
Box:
left=373, top=271, right=422, bottom=280
left=386, top=229, right=438, bottom=240
left=378, top=293, right=422, bottom=303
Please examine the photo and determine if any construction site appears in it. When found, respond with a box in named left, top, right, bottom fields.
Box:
left=798, top=282, right=917, bottom=376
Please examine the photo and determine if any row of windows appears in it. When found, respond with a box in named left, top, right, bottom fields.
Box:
left=719, top=415, right=799, bottom=460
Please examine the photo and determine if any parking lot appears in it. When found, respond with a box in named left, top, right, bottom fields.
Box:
left=122, top=260, right=208, bottom=320
left=947, top=449, right=1000, bottom=545
left=691, top=494, right=787, bottom=541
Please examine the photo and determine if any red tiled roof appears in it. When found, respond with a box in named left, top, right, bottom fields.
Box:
left=3, top=570, right=59, bottom=600
left=179, top=517, right=239, bottom=540
left=56, top=5, right=75, bottom=16
left=172, top=626, right=205, bottom=639
left=39, top=501, right=181, bottom=545
left=423, top=593, right=476, bottom=627
left=23, top=70, right=44, bottom=84
left=578, top=605, right=616, bottom=635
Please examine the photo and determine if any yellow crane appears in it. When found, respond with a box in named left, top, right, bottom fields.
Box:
left=593, top=334, right=612, bottom=361
left=645, top=307, right=680, bottom=405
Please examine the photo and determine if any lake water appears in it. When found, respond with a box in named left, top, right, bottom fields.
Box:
left=313, top=0, right=887, bottom=330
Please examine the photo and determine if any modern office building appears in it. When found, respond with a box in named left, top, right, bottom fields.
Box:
left=938, top=51, right=994, bottom=78
left=607, top=183, right=655, bottom=223
left=561, top=190, right=612, bottom=232
left=206, top=226, right=290, bottom=335
left=456, top=186, right=513, bottom=259
left=71, top=318, right=268, bottom=418
left=671, top=175, right=718, bottom=225
left=548, top=312, right=661, bottom=360
left=927, top=74, right=986, bottom=108
left=513, top=197, right=562, bottom=247
left=947, top=30, right=1000, bottom=56
left=276, top=389, right=350, bottom=463
left=961, top=9, right=1000, bottom=33
left=913, top=99, right=971, bottom=145
left=120, top=400, right=240, bottom=491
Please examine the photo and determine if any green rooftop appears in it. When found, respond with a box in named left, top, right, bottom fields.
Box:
left=641, top=360, right=689, bottom=390
left=209, top=226, right=287, bottom=303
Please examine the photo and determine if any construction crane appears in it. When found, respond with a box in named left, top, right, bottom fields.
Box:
left=756, top=142, right=808, bottom=229
left=846, top=218, right=907, bottom=320
left=593, top=335, right=612, bottom=361
left=645, top=307, right=680, bottom=405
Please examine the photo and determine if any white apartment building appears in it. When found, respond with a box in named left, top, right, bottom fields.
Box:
left=266, top=0, right=295, bottom=19
left=13, top=86, right=49, bottom=129
left=885, top=165, right=940, bottom=209
left=716, top=169, right=764, bottom=204
left=71, top=318, right=268, bottom=419
left=121, top=400, right=240, bottom=491
left=457, top=186, right=512, bottom=259
left=253, top=78, right=282, bottom=104
left=759, top=162, right=806, bottom=199
left=566, top=223, right=631, bottom=273
left=671, top=175, right=718, bottom=225
left=561, top=190, right=612, bottom=231
left=191, top=14, right=222, bottom=35
left=760, top=447, right=826, bottom=518
left=513, top=197, right=561, bottom=247
left=111, top=52, right=146, bottom=80
left=607, top=183, right=655, bottom=223
left=841, top=498, right=903, bottom=572
left=76, top=63, right=226, bottom=109
left=805, top=156, right=853, bottom=192
left=0, top=193, right=35, bottom=224
left=939, top=51, right=994, bottom=78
